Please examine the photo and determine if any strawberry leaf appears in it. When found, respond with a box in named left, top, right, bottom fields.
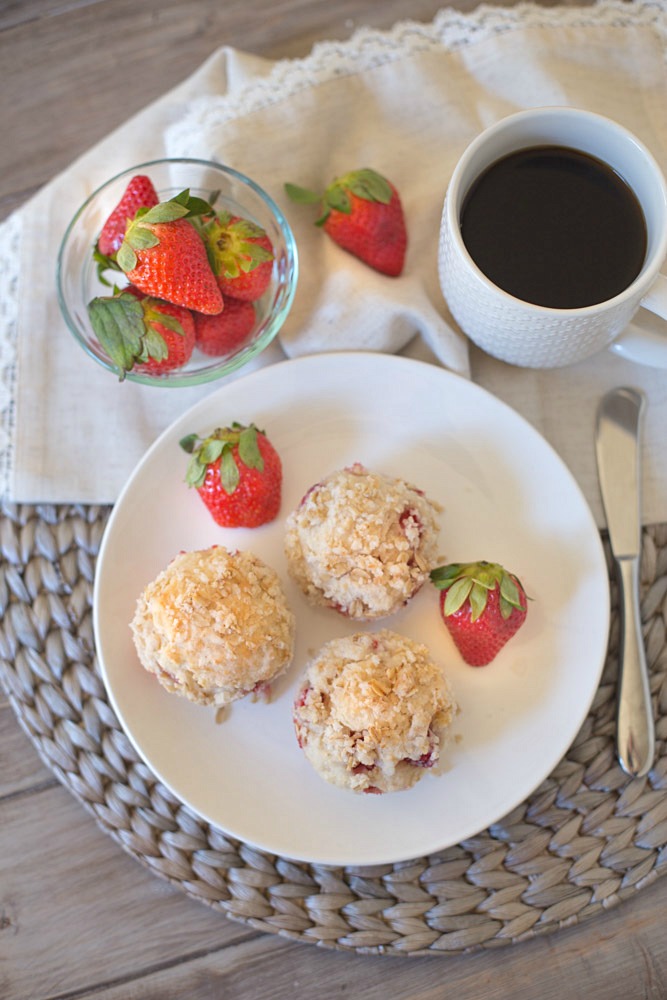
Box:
left=230, top=218, right=268, bottom=242
left=443, top=577, right=474, bottom=616
left=345, top=168, right=393, bottom=204
left=203, top=215, right=274, bottom=278
left=322, top=169, right=394, bottom=218
left=199, top=439, right=226, bottom=466
left=87, top=292, right=187, bottom=376
left=284, top=183, right=321, bottom=205
left=145, top=308, right=184, bottom=336
left=126, top=227, right=160, bottom=251
left=181, top=432, right=228, bottom=489
left=184, top=193, right=217, bottom=218
left=179, top=433, right=199, bottom=454
left=325, top=186, right=352, bottom=215
left=142, top=325, right=168, bottom=362
left=432, top=560, right=528, bottom=623
left=220, top=447, right=240, bottom=494
left=185, top=455, right=208, bottom=489
left=116, top=242, right=138, bottom=273
left=285, top=170, right=394, bottom=233
left=87, top=292, right=146, bottom=380
left=468, top=582, right=489, bottom=622
left=140, top=201, right=190, bottom=225
left=430, top=564, right=464, bottom=588
left=214, top=209, right=233, bottom=227
left=172, top=189, right=192, bottom=208
left=180, top=423, right=266, bottom=494
left=499, top=574, right=526, bottom=618
left=235, top=244, right=274, bottom=274
left=184, top=195, right=216, bottom=217
left=93, top=246, right=122, bottom=286
left=238, top=425, right=264, bottom=471
left=170, top=189, right=217, bottom=218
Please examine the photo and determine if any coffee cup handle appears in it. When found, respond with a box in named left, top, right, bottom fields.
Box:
left=610, top=273, right=667, bottom=368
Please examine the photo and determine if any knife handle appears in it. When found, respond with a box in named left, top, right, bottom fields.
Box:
left=616, top=555, right=655, bottom=778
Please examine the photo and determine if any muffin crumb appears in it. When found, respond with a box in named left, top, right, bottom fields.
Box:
left=285, top=464, right=441, bottom=619
left=131, top=546, right=295, bottom=707
left=293, top=630, right=457, bottom=794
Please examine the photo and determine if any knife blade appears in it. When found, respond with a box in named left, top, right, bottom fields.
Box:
left=595, top=387, right=654, bottom=778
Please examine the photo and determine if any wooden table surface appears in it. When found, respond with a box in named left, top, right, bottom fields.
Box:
left=2, top=1, right=667, bottom=998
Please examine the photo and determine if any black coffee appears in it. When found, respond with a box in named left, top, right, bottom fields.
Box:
left=460, top=145, right=647, bottom=309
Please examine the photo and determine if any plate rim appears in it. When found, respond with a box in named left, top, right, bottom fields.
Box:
left=93, top=351, right=610, bottom=865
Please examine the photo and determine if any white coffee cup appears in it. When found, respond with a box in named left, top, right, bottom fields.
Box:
left=438, top=107, right=667, bottom=368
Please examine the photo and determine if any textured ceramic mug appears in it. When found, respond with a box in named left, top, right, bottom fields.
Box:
left=438, top=107, right=667, bottom=368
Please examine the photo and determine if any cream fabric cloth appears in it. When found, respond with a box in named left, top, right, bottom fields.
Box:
left=1, top=0, right=666, bottom=527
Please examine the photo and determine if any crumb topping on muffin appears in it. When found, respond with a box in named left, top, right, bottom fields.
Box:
left=293, top=630, right=457, bottom=794
left=131, top=546, right=294, bottom=707
left=285, top=463, right=441, bottom=619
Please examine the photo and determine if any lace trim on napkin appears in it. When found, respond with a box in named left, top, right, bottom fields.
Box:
left=0, top=0, right=665, bottom=500
left=167, top=0, right=667, bottom=152
left=0, top=210, right=20, bottom=499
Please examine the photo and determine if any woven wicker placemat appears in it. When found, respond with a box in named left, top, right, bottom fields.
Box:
left=1, top=502, right=666, bottom=956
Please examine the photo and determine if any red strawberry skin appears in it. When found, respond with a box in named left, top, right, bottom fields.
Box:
left=97, top=175, right=159, bottom=256
left=286, top=168, right=407, bottom=276
left=185, top=427, right=282, bottom=528
left=218, top=239, right=273, bottom=301
left=430, top=560, right=528, bottom=666
left=126, top=218, right=223, bottom=315
left=438, top=582, right=527, bottom=666
left=324, top=183, right=407, bottom=276
left=204, top=214, right=274, bottom=302
left=135, top=300, right=195, bottom=375
left=200, top=434, right=281, bottom=527
left=194, top=298, right=255, bottom=356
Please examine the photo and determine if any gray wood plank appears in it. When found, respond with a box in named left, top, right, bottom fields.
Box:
left=0, top=702, right=54, bottom=797
left=34, top=880, right=667, bottom=1000
left=0, top=783, right=253, bottom=999
left=0, top=0, right=455, bottom=220
left=0, top=0, right=592, bottom=221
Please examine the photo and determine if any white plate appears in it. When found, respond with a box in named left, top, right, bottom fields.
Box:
left=94, top=352, right=610, bottom=866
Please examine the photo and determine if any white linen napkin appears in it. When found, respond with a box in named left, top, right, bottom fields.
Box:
left=1, top=0, right=666, bottom=528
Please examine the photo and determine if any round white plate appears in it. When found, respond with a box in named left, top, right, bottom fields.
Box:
left=94, top=352, right=610, bottom=866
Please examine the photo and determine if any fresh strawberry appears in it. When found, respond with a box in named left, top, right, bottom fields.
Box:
left=430, top=560, right=528, bottom=666
left=135, top=299, right=195, bottom=374
left=194, top=298, right=256, bottom=356
left=116, top=193, right=223, bottom=315
left=180, top=423, right=282, bottom=528
left=285, top=168, right=407, bottom=276
left=201, top=211, right=274, bottom=301
left=97, top=175, right=159, bottom=257
left=87, top=290, right=195, bottom=378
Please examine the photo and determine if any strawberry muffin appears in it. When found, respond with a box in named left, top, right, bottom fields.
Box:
left=130, top=546, right=295, bottom=707
left=285, top=463, right=441, bottom=619
left=293, top=630, right=457, bottom=794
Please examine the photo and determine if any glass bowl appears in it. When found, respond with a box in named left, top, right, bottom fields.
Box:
left=56, top=158, right=298, bottom=386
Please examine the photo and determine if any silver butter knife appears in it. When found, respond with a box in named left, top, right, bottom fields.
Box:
left=595, top=387, right=654, bottom=778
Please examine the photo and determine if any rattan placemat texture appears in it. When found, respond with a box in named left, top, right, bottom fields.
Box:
left=1, top=503, right=666, bottom=956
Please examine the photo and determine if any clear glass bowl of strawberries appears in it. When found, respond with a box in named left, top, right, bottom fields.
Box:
left=57, top=158, right=298, bottom=386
